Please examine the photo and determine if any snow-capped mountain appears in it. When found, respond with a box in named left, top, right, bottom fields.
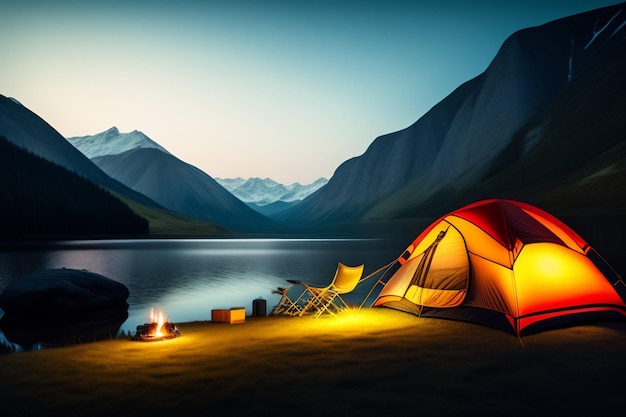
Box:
left=215, top=177, right=248, bottom=191
left=281, top=178, right=329, bottom=202
left=215, top=177, right=328, bottom=206
left=67, top=127, right=170, bottom=158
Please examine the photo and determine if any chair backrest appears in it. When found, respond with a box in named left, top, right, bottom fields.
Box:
left=331, top=263, right=365, bottom=294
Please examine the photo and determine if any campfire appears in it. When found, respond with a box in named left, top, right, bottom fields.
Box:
left=131, top=308, right=181, bottom=341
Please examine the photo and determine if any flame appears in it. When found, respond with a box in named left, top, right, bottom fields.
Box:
left=150, top=308, right=167, bottom=338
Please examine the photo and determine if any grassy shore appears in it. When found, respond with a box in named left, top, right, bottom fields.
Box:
left=1, top=309, right=625, bottom=416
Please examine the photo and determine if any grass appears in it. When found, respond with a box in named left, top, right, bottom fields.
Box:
left=1, top=308, right=625, bottom=416
left=113, top=192, right=230, bottom=237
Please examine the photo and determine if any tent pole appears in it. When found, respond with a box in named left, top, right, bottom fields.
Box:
left=515, top=319, right=525, bottom=349
left=357, top=260, right=398, bottom=309
left=591, top=247, right=625, bottom=286
left=359, top=278, right=384, bottom=309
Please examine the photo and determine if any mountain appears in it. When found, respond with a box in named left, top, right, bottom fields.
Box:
left=1, top=95, right=228, bottom=237
left=278, top=3, right=626, bottom=229
left=215, top=177, right=328, bottom=206
left=246, top=200, right=301, bottom=217
left=214, top=177, right=248, bottom=191
left=276, top=178, right=328, bottom=202
left=67, top=127, right=170, bottom=158
left=70, top=129, right=275, bottom=232
left=0, top=95, right=160, bottom=210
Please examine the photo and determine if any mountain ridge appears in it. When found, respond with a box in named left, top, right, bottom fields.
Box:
left=215, top=177, right=328, bottom=206
left=67, top=127, right=171, bottom=158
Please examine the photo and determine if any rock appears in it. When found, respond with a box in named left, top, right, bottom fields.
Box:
left=0, top=327, right=22, bottom=353
left=0, top=268, right=129, bottom=348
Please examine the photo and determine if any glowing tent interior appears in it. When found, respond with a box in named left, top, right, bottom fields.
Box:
left=372, top=199, right=626, bottom=335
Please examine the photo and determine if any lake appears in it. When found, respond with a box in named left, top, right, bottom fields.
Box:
left=0, top=239, right=405, bottom=333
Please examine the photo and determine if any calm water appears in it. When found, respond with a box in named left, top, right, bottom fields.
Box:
left=0, top=239, right=403, bottom=332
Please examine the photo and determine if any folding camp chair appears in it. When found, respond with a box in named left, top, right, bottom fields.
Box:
left=270, top=285, right=302, bottom=316
left=287, top=263, right=364, bottom=318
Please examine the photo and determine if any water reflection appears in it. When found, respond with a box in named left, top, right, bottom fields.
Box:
left=0, top=239, right=402, bottom=332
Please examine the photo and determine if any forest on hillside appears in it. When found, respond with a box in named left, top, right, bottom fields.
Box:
left=0, top=136, right=148, bottom=237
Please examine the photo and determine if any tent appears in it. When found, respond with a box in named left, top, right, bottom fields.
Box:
left=373, top=199, right=626, bottom=335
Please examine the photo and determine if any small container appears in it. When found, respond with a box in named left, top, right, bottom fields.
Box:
left=252, top=297, right=267, bottom=317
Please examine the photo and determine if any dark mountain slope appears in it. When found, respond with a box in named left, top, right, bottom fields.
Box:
left=369, top=6, right=626, bottom=220
left=279, top=3, right=626, bottom=227
left=92, top=148, right=275, bottom=232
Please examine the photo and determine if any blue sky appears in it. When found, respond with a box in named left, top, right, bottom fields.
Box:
left=0, top=1, right=620, bottom=183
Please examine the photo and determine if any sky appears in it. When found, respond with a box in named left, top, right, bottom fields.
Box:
left=0, top=0, right=621, bottom=184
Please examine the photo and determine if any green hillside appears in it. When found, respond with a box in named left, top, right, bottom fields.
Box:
left=113, top=192, right=230, bottom=237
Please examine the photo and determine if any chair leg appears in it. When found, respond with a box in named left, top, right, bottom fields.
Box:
left=297, top=290, right=319, bottom=316
left=296, top=286, right=326, bottom=317
left=285, top=280, right=356, bottom=318
left=313, top=292, right=355, bottom=318
left=271, top=286, right=305, bottom=316
left=312, top=291, right=342, bottom=318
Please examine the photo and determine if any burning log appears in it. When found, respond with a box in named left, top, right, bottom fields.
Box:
left=131, top=308, right=180, bottom=341
left=132, top=322, right=180, bottom=341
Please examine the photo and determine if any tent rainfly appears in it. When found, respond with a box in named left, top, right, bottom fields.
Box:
left=373, top=199, right=626, bottom=335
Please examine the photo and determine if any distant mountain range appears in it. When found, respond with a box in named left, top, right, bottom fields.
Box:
left=215, top=177, right=327, bottom=216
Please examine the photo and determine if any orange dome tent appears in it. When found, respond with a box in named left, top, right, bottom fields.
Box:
left=373, top=199, right=626, bottom=335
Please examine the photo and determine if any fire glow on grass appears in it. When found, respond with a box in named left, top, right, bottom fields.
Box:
left=131, top=308, right=181, bottom=342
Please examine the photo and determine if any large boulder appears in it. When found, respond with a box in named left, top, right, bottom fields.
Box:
left=0, top=268, right=129, bottom=348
